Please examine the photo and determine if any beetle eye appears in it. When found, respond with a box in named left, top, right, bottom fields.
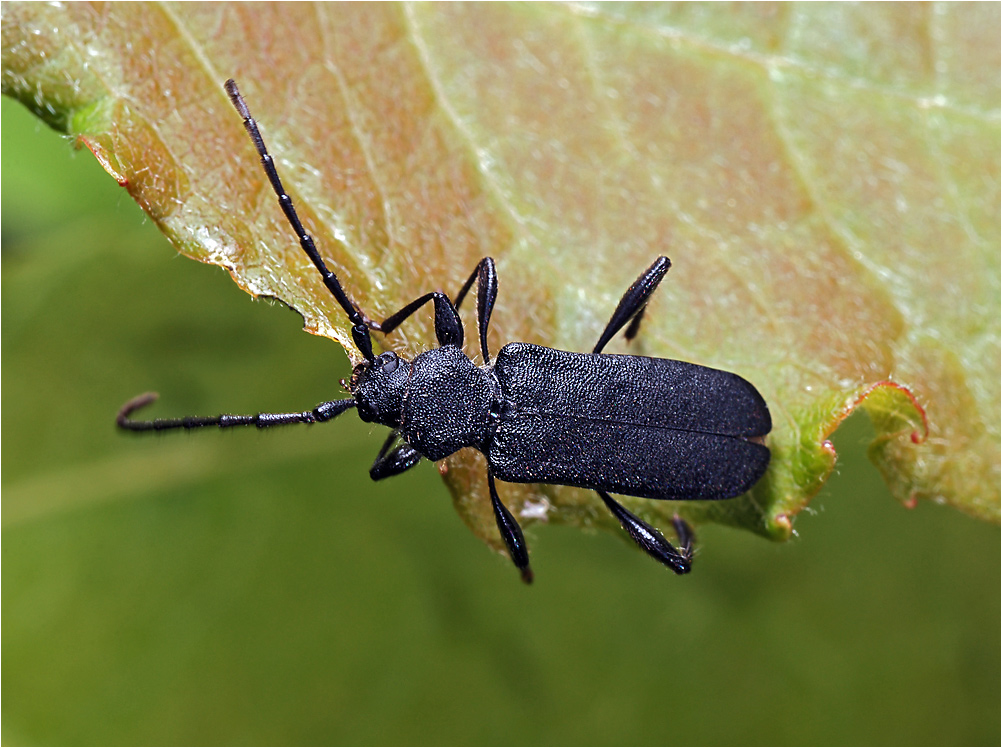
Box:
left=380, top=352, right=399, bottom=373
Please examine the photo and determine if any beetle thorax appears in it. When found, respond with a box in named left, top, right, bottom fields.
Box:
left=398, top=346, right=496, bottom=461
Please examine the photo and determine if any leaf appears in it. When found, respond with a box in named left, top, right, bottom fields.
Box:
left=3, top=2, right=998, bottom=556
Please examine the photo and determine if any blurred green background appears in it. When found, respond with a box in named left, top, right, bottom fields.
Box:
left=3, top=94, right=999, bottom=745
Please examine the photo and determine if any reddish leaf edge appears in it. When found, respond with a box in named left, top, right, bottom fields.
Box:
left=817, top=379, right=930, bottom=510
left=78, top=135, right=127, bottom=186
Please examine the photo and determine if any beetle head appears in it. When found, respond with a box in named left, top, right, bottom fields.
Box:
left=347, top=350, right=409, bottom=426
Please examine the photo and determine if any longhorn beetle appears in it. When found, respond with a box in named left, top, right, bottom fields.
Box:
left=118, top=79, right=772, bottom=583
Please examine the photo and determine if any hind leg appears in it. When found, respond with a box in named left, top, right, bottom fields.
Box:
left=597, top=490, right=693, bottom=574
left=593, top=257, right=671, bottom=354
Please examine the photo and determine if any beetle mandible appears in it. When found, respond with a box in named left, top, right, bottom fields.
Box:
left=118, top=79, right=772, bottom=583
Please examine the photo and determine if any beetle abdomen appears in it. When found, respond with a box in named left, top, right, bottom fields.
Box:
left=488, top=343, right=771, bottom=500
left=489, top=413, right=769, bottom=500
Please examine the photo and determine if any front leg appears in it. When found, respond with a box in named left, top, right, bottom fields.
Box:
left=370, top=431, right=422, bottom=480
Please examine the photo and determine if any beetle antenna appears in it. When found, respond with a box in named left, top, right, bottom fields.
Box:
left=225, top=79, right=375, bottom=362
left=117, top=392, right=356, bottom=431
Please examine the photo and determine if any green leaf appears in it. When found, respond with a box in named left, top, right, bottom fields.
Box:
left=3, top=2, right=998, bottom=557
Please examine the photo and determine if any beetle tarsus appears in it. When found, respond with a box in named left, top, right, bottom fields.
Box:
left=671, top=514, right=696, bottom=561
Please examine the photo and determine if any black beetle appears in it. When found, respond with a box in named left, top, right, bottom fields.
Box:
left=118, top=79, right=772, bottom=583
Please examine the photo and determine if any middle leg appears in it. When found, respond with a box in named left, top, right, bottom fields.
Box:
left=453, top=258, right=498, bottom=364
left=487, top=469, right=533, bottom=584
left=372, top=257, right=498, bottom=357
left=375, top=291, right=464, bottom=348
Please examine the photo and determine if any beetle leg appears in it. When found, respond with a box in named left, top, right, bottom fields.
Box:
left=622, top=304, right=647, bottom=342
left=369, top=431, right=422, bottom=480
left=593, top=256, right=671, bottom=354
left=596, top=490, right=692, bottom=574
left=377, top=291, right=464, bottom=348
left=369, top=446, right=421, bottom=480
left=487, top=470, right=533, bottom=584
left=453, top=258, right=499, bottom=365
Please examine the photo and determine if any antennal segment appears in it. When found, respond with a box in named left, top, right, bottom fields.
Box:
left=225, top=78, right=375, bottom=362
